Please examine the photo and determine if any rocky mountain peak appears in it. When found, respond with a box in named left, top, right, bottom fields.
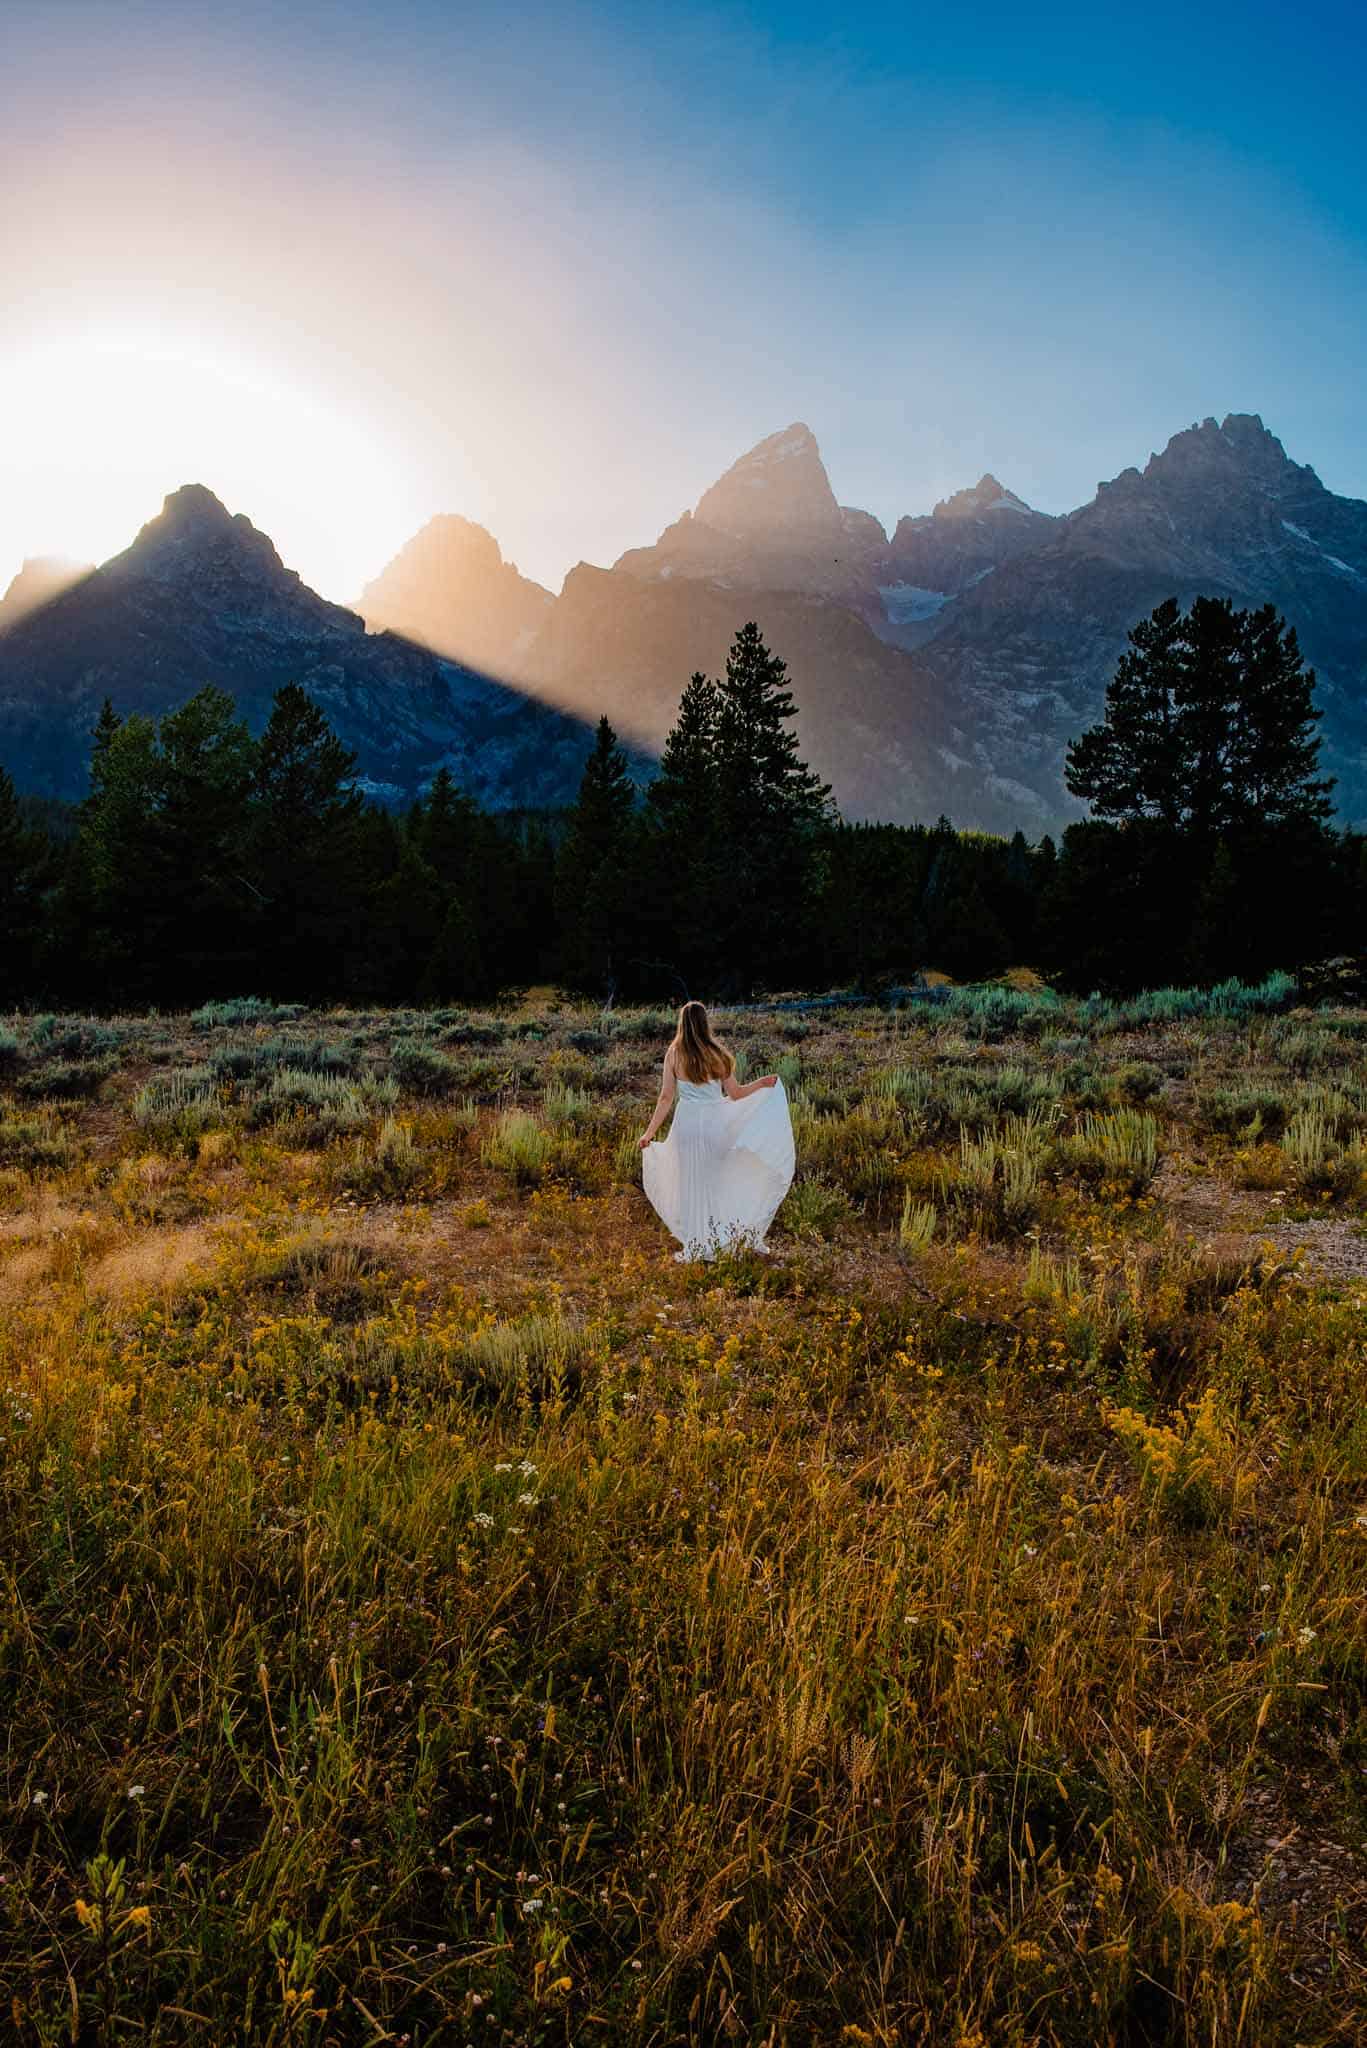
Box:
left=360, top=514, right=508, bottom=600
left=112, top=483, right=294, bottom=594
left=356, top=513, right=553, bottom=678
left=1137, top=413, right=1319, bottom=496
left=152, top=482, right=241, bottom=537
left=0, top=555, right=93, bottom=633
left=931, top=474, right=1035, bottom=521
left=693, top=422, right=842, bottom=537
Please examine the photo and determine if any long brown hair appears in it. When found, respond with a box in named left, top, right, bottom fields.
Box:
left=671, top=1001, right=735, bottom=1084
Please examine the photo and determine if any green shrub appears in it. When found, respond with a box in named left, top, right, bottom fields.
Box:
left=1281, top=1112, right=1365, bottom=1200
left=0, top=1025, right=19, bottom=1076
left=1115, top=1060, right=1165, bottom=1103
left=29, top=1015, right=125, bottom=1059
left=264, top=1068, right=370, bottom=1128
left=1198, top=1085, right=1290, bottom=1138
left=190, top=997, right=300, bottom=1030
left=0, top=1109, right=70, bottom=1168
left=938, top=1109, right=1053, bottom=1235
left=483, top=1110, right=553, bottom=1185
left=349, top=1117, right=422, bottom=1196
left=566, top=1028, right=609, bottom=1055
left=440, top=1015, right=508, bottom=1046
left=543, top=1082, right=594, bottom=1127
left=391, top=1039, right=460, bottom=1096
left=1060, top=1109, right=1158, bottom=1196
left=608, top=1009, right=674, bottom=1042
left=898, top=1195, right=937, bottom=1253
left=784, top=1172, right=854, bottom=1241
left=15, top=1056, right=117, bottom=1101
left=132, top=1069, right=226, bottom=1138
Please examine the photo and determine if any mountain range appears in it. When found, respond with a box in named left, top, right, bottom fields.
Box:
left=3, top=413, right=1364, bottom=830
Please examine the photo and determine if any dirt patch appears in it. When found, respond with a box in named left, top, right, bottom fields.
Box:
left=1153, top=1158, right=1367, bottom=1289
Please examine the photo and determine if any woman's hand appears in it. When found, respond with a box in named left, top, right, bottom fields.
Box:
left=638, top=1131, right=654, bottom=1149
left=760, top=1074, right=779, bottom=1088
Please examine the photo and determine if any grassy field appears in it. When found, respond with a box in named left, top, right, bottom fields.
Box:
left=1, top=982, right=1364, bottom=2046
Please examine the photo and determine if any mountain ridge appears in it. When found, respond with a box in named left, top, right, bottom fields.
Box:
left=0, top=485, right=602, bottom=809
left=3, top=412, right=1364, bottom=829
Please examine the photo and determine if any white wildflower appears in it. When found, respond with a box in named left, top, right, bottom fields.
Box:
left=474, top=1512, right=494, bottom=1529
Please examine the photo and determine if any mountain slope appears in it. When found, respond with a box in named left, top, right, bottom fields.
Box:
left=354, top=515, right=553, bottom=682
left=5, top=413, right=1364, bottom=832
left=0, top=486, right=599, bottom=807
left=914, top=415, right=1367, bottom=829
left=0, top=556, right=94, bottom=632
left=527, top=561, right=953, bottom=825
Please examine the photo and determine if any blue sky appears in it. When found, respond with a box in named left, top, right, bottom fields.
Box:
left=4, top=0, right=1365, bottom=595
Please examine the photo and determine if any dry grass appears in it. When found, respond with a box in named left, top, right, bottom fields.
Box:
left=0, top=991, right=1364, bottom=2045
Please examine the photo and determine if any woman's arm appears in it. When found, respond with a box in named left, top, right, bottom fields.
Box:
left=721, top=1072, right=779, bottom=1100
left=638, top=1050, right=679, bottom=1147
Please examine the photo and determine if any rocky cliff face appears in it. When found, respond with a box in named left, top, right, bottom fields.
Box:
left=876, top=475, right=1059, bottom=648
left=0, top=486, right=598, bottom=807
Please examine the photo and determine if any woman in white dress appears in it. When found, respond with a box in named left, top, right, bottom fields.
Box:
left=638, top=1001, right=796, bottom=1261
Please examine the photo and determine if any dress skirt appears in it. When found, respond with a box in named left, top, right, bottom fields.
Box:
left=642, top=1076, right=795, bottom=1260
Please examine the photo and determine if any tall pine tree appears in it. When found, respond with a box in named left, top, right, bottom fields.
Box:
left=0, top=767, right=47, bottom=1001
left=1066, top=596, right=1332, bottom=834
left=557, top=717, right=637, bottom=993
left=250, top=684, right=364, bottom=997
left=645, top=673, right=722, bottom=990
left=712, top=623, right=831, bottom=991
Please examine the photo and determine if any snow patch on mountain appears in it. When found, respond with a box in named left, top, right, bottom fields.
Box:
left=879, top=583, right=950, bottom=626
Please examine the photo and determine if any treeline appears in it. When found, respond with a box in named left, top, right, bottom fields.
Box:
left=1, top=609, right=1364, bottom=1008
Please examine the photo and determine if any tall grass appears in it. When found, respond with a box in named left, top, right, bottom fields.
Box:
left=0, top=990, right=1362, bottom=2044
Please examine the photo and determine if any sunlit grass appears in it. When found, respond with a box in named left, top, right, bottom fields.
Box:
left=0, top=987, right=1363, bottom=2043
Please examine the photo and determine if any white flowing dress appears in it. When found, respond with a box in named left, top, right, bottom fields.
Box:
left=642, top=1075, right=795, bottom=1260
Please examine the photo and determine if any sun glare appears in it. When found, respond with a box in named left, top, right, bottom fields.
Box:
left=0, top=331, right=425, bottom=602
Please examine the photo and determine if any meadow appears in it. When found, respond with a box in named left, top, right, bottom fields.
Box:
left=0, top=979, right=1364, bottom=2046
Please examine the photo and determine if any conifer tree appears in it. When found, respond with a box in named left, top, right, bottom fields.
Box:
left=0, top=767, right=45, bottom=996
left=557, top=717, right=637, bottom=991
left=646, top=674, right=722, bottom=987
left=1066, top=596, right=1332, bottom=834
left=250, top=684, right=364, bottom=996
left=1065, top=598, right=1187, bottom=826
left=711, top=623, right=831, bottom=989
left=1226, top=603, right=1334, bottom=827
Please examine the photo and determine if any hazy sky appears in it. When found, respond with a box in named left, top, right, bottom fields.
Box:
left=3, top=0, right=1365, bottom=599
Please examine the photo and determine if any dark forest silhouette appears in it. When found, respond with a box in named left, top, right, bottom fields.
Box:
left=1, top=606, right=1364, bottom=1009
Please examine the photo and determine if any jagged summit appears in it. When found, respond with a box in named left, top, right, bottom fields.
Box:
left=1096, top=413, right=1321, bottom=506
left=0, top=485, right=598, bottom=809
left=693, top=422, right=843, bottom=538
left=932, top=474, right=1035, bottom=521
left=357, top=514, right=553, bottom=677
left=105, top=483, right=296, bottom=598
left=158, top=481, right=238, bottom=528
